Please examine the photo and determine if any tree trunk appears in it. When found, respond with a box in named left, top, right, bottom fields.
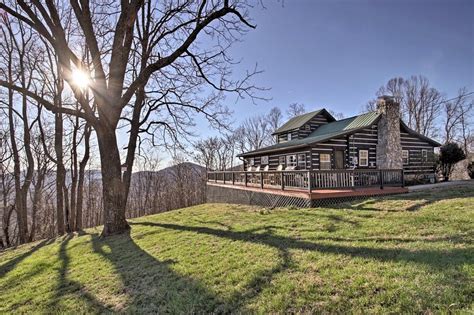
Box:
left=55, top=111, right=66, bottom=236
left=96, top=127, right=129, bottom=236
left=76, top=124, right=91, bottom=230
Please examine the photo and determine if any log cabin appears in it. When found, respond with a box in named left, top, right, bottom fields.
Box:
left=237, top=96, right=441, bottom=182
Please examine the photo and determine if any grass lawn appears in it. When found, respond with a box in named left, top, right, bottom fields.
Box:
left=1, top=183, right=473, bottom=313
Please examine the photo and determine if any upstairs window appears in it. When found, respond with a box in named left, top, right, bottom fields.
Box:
left=402, top=150, right=409, bottom=164
left=320, top=154, right=331, bottom=170
left=261, top=156, right=269, bottom=165
left=304, top=124, right=311, bottom=131
left=287, top=133, right=292, bottom=141
left=297, top=153, right=306, bottom=169
left=359, top=150, right=368, bottom=167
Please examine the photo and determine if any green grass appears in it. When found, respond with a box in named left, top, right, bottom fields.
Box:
left=1, top=184, right=473, bottom=314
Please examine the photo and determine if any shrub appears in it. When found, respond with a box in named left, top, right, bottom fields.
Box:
left=439, top=143, right=466, bottom=181
left=468, top=161, right=474, bottom=179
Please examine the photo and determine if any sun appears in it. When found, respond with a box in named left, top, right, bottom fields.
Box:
left=71, top=69, right=90, bottom=89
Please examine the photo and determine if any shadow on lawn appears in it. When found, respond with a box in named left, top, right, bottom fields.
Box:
left=88, top=230, right=231, bottom=313
left=132, top=222, right=472, bottom=270
left=48, top=235, right=109, bottom=312
left=132, top=220, right=473, bottom=311
left=0, top=239, right=54, bottom=278
left=337, top=184, right=474, bottom=212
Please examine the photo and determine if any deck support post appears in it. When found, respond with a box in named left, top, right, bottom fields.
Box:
left=245, top=172, right=248, bottom=187
left=307, top=171, right=312, bottom=193
left=223, top=172, right=226, bottom=184
left=401, top=169, right=405, bottom=187
left=281, top=172, right=285, bottom=190
left=260, top=172, right=264, bottom=189
left=379, top=170, right=384, bottom=189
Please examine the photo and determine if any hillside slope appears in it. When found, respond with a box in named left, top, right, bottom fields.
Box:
left=1, top=183, right=473, bottom=313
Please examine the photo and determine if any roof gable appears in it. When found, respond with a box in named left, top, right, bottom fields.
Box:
left=400, top=121, right=442, bottom=147
left=308, top=111, right=380, bottom=138
left=272, top=109, right=335, bottom=135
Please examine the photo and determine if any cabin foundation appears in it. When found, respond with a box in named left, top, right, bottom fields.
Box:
left=207, top=183, right=408, bottom=208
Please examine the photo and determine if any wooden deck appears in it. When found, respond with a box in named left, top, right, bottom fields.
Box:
left=207, top=182, right=408, bottom=200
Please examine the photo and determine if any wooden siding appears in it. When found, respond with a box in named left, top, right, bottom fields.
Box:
left=277, top=129, right=299, bottom=143
left=245, top=149, right=312, bottom=171
left=243, top=121, right=437, bottom=176
left=400, top=125, right=436, bottom=174
left=309, top=125, right=378, bottom=170
left=349, top=126, right=378, bottom=169
left=276, top=113, right=332, bottom=143
left=297, top=113, right=331, bottom=138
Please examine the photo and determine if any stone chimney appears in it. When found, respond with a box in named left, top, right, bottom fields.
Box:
left=376, top=96, right=403, bottom=169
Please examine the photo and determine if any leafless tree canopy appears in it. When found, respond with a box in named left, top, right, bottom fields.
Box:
left=0, top=0, right=262, bottom=240
left=286, top=102, right=306, bottom=118
left=365, top=75, right=473, bottom=149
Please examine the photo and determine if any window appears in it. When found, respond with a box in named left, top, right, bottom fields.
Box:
left=297, top=153, right=306, bottom=169
left=402, top=150, right=409, bottom=164
left=320, top=153, right=331, bottom=170
left=359, top=150, right=368, bottom=167
left=304, top=124, right=311, bottom=131
left=287, top=133, right=292, bottom=141
left=278, top=156, right=285, bottom=165
left=421, top=149, right=428, bottom=162
left=286, top=155, right=297, bottom=168
left=261, top=155, right=269, bottom=165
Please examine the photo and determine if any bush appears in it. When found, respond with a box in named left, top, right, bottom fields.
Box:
left=468, top=161, right=474, bottom=179
left=439, top=143, right=466, bottom=181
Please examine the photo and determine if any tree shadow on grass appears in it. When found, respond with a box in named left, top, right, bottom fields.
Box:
left=131, top=221, right=473, bottom=310
left=89, top=230, right=231, bottom=313
left=47, top=235, right=110, bottom=313
left=133, top=222, right=472, bottom=271
left=0, top=239, right=54, bottom=278
left=335, top=183, right=474, bottom=212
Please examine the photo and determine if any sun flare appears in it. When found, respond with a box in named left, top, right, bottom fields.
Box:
left=71, top=69, right=90, bottom=89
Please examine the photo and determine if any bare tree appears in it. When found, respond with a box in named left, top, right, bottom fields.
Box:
left=286, top=103, right=306, bottom=118
left=266, top=106, right=283, bottom=144
left=374, top=75, right=444, bottom=138
left=0, top=1, right=260, bottom=236
left=442, top=88, right=473, bottom=152
left=235, top=115, right=272, bottom=152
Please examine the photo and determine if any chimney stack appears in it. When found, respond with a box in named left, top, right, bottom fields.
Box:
left=376, top=96, right=403, bottom=169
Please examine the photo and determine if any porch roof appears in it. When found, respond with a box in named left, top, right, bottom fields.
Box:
left=238, top=111, right=381, bottom=157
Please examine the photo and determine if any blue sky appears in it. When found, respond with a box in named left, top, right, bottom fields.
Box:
left=193, top=0, right=473, bottom=139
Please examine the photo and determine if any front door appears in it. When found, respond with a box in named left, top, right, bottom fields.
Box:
left=335, top=150, right=345, bottom=169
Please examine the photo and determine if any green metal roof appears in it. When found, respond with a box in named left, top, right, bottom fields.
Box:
left=273, top=109, right=325, bottom=134
left=238, top=111, right=381, bottom=157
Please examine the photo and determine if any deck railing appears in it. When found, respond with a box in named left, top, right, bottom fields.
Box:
left=207, top=169, right=404, bottom=191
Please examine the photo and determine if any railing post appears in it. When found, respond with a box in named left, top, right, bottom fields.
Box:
left=245, top=172, right=248, bottom=187
left=379, top=170, right=384, bottom=189
left=223, top=172, right=226, bottom=184
left=307, top=171, right=312, bottom=193
left=260, top=171, right=264, bottom=189
left=232, top=172, right=235, bottom=185
left=281, top=172, right=285, bottom=190
left=215, top=172, right=217, bottom=183
left=401, top=169, right=405, bottom=187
